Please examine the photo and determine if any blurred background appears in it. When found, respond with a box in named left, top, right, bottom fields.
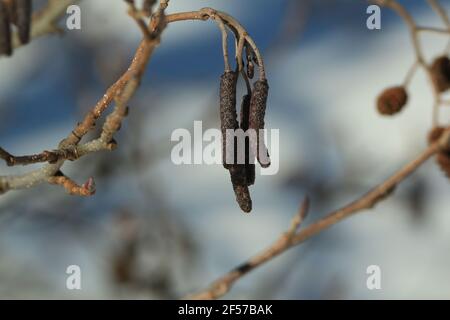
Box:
left=0, top=0, right=450, bottom=299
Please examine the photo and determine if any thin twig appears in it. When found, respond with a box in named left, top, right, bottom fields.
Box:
left=186, top=130, right=449, bottom=299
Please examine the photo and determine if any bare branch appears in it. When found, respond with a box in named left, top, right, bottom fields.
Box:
left=186, top=131, right=449, bottom=299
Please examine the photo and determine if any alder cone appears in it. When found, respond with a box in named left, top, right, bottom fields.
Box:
left=428, top=127, right=445, bottom=145
left=0, top=0, right=12, bottom=56
left=16, top=0, right=32, bottom=45
left=377, top=86, right=408, bottom=116
left=431, top=56, right=450, bottom=93
left=428, top=127, right=450, bottom=179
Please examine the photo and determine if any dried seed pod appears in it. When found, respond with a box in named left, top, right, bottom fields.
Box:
left=229, top=165, right=252, bottom=213
left=431, top=56, right=450, bottom=93
left=376, top=86, right=408, bottom=116
left=220, top=71, right=238, bottom=169
left=240, top=94, right=255, bottom=186
left=428, top=127, right=450, bottom=178
left=0, top=0, right=12, bottom=56
left=15, top=0, right=32, bottom=45
left=249, top=79, right=271, bottom=168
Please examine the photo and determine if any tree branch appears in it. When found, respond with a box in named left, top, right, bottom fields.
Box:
left=186, top=129, right=450, bottom=299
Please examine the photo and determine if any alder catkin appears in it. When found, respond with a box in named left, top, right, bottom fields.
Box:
left=247, top=61, right=255, bottom=79
left=428, top=127, right=450, bottom=179
left=220, top=71, right=238, bottom=169
left=0, top=0, right=12, bottom=56
left=431, top=56, right=450, bottom=93
left=249, top=79, right=271, bottom=168
left=376, top=86, right=408, bottom=116
left=229, top=165, right=252, bottom=213
left=240, top=94, right=255, bottom=186
left=16, top=0, right=32, bottom=45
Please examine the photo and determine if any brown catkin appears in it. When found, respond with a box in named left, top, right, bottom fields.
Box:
left=16, top=0, right=31, bottom=45
left=431, top=56, right=450, bottom=93
left=247, top=61, right=255, bottom=79
left=0, top=0, right=12, bottom=56
left=376, top=86, right=408, bottom=116
left=240, top=94, right=255, bottom=186
left=229, top=165, right=252, bottom=213
left=6, top=0, right=16, bottom=24
left=220, top=71, right=238, bottom=169
left=249, top=79, right=271, bottom=168
left=428, top=127, right=450, bottom=178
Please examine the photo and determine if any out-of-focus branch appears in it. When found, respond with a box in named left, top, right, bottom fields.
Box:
left=186, top=129, right=450, bottom=299
left=0, top=2, right=267, bottom=197
left=0, top=0, right=169, bottom=195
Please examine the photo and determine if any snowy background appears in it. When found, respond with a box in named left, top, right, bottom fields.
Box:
left=0, top=0, right=450, bottom=299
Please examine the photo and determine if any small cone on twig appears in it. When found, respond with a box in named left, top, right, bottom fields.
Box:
left=428, top=127, right=450, bottom=179
left=431, top=56, right=450, bottom=93
left=376, top=86, right=408, bottom=116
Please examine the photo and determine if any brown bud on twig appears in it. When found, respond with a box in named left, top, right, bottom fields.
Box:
left=0, top=0, right=12, bottom=56
left=376, top=86, right=408, bottom=116
left=107, top=138, right=118, bottom=151
left=428, top=127, right=450, bottom=179
left=249, top=79, right=271, bottom=168
left=15, top=0, right=32, bottom=45
left=431, top=56, right=450, bottom=93
left=240, top=94, right=255, bottom=186
left=229, top=165, right=252, bottom=213
left=220, top=71, right=238, bottom=169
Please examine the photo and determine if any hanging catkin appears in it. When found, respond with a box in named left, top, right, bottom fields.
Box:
left=229, top=165, right=252, bottom=213
left=220, top=71, right=238, bottom=169
left=16, top=0, right=32, bottom=45
left=219, top=71, right=254, bottom=212
left=0, top=0, right=12, bottom=56
left=249, top=79, right=271, bottom=168
left=240, top=94, right=255, bottom=186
